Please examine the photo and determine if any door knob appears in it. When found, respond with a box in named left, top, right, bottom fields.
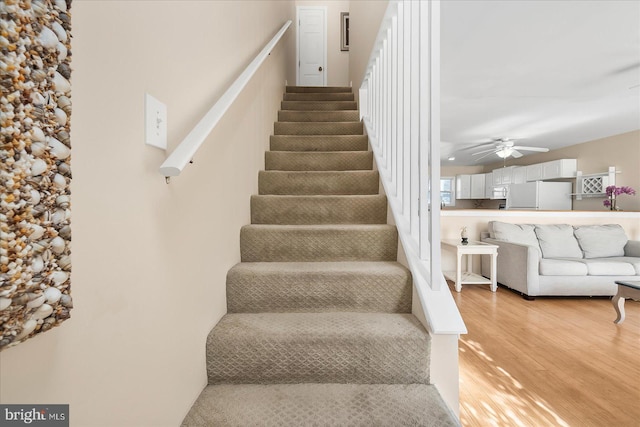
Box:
left=318, top=66, right=323, bottom=72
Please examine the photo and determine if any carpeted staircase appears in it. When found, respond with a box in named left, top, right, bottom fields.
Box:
left=182, top=86, right=458, bottom=426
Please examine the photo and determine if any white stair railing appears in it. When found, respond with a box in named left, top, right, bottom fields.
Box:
left=360, top=1, right=465, bottom=335
left=159, top=20, right=292, bottom=180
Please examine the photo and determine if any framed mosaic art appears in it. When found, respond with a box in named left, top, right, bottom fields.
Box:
left=0, top=0, right=73, bottom=350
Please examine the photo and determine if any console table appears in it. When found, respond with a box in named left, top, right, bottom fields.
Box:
left=613, top=281, right=640, bottom=324
left=441, top=239, right=498, bottom=292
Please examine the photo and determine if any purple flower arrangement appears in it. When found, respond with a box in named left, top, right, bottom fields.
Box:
left=603, top=185, right=636, bottom=210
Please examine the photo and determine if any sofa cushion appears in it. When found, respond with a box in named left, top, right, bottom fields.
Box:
left=570, top=259, right=637, bottom=276
left=490, top=221, right=540, bottom=253
left=599, top=257, right=640, bottom=275
left=535, top=224, right=583, bottom=259
left=539, top=259, right=588, bottom=276
left=574, top=224, right=628, bottom=259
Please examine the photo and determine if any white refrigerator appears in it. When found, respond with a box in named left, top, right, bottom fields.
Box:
left=506, top=181, right=573, bottom=210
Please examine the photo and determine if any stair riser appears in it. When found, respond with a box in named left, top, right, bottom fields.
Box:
left=181, top=384, right=456, bottom=427
left=270, top=135, right=369, bottom=152
left=251, top=195, right=387, bottom=225
left=281, top=101, right=358, bottom=111
left=240, top=225, right=398, bottom=262
left=284, top=93, right=354, bottom=101
left=206, top=314, right=429, bottom=385
left=258, top=171, right=379, bottom=195
left=265, top=152, right=373, bottom=171
left=278, top=111, right=360, bottom=122
left=286, top=86, right=352, bottom=93
left=227, top=265, right=411, bottom=313
left=274, top=122, right=363, bottom=135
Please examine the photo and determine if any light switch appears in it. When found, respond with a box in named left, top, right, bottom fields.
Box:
left=145, top=93, right=167, bottom=150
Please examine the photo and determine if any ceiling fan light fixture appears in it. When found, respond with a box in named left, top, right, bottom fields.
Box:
left=496, top=147, right=514, bottom=158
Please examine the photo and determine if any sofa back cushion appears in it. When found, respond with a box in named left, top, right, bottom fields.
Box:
left=574, top=224, right=628, bottom=258
left=490, top=221, right=541, bottom=255
left=535, top=224, right=583, bottom=259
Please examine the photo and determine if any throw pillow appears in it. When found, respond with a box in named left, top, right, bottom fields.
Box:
left=535, top=224, right=583, bottom=259
left=574, top=224, right=628, bottom=258
left=490, top=221, right=540, bottom=251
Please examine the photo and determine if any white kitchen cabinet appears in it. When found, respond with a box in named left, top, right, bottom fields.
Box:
left=456, top=174, right=471, bottom=199
left=471, top=174, right=486, bottom=199
left=484, top=173, right=493, bottom=198
left=526, top=164, right=543, bottom=181
left=541, top=159, right=577, bottom=180
left=512, top=167, right=527, bottom=184
left=492, top=166, right=521, bottom=185
left=525, top=159, right=577, bottom=181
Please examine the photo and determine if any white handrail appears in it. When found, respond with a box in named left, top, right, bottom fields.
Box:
left=159, top=20, right=292, bottom=178
left=359, top=1, right=465, bottom=335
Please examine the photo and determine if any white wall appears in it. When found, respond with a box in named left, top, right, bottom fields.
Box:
left=296, top=0, right=350, bottom=86
left=0, top=1, right=295, bottom=426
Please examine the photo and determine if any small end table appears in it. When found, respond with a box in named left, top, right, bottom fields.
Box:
left=441, top=239, right=498, bottom=292
left=613, top=281, right=640, bottom=324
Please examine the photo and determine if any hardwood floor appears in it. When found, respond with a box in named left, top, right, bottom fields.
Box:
left=449, top=282, right=640, bottom=427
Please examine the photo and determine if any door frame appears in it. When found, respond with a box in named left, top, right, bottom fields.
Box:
left=296, top=6, right=328, bottom=86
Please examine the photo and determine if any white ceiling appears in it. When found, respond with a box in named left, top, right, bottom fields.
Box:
left=440, top=0, right=640, bottom=166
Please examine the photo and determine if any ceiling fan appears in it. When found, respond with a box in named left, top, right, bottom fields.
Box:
left=471, top=138, right=549, bottom=161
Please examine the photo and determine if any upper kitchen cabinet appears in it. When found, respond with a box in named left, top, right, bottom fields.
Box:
left=456, top=174, right=471, bottom=199
left=512, top=167, right=527, bottom=184
left=470, top=173, right=486, bottom=199
left=456, top=173, right=489, bottom=199
left=526, top=159, right=577, bottom=181
left=484, top=172, right=493, bottom=198
left=492, top=166, right=522, bottom=185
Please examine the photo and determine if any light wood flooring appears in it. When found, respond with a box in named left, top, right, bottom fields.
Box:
left=449, top=282, right=640, bottom=427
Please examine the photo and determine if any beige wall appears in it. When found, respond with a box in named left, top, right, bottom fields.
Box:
left=348, top=0, right=389, bottom=100
left=296, top=1, right=350, bottom=86
left=0, top=1, right=295, bottom=426
left=484, top=130, right=640, bottom=211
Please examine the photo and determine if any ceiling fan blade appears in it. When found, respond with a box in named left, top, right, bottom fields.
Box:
left=458, top=141, right=496, bottom=152
left=471, top=148, right=498, bottom=156
left=512, top=146, right=549, bottom=152
left=473, top=151, right=499, bottom=162
left=511, top=150, right=523, bottom=158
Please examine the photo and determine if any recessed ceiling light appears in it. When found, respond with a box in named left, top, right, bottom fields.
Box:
left=448, top=156, right=455, bottom=161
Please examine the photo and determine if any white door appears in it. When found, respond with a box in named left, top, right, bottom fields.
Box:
left=297, top=7, right=326, bottom=86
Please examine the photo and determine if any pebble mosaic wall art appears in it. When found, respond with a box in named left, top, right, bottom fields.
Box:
left=1, top=0, right=72, bottom=350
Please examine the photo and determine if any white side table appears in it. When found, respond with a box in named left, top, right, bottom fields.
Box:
left=441, top=239, right=498, bottom=292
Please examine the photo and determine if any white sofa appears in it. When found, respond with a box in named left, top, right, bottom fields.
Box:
left=480, top=221, right=640, bottom=299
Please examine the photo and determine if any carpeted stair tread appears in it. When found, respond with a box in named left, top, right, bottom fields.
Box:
left=181, top=383, right=458, bottom=427
left=182, top=86, right=455, bottom=426
left=240, top=224, right=398, bottom=262
left=278, top=110, right=360, bottom=122
left=286, top=85, right=353, bottom=93
left=227, top=261, right=411, bottom=313
left=281, top=100, right=358, bottom=110
left=250, top=195, right=387, bottom=224
left=259, top=170, right=379, bottom=195
left=283, top=92, right=355, bottom=101
left=206, top=312, right=429, bottom=384
left=274, top=121, right=363, bottom=135
left=265, top=151, right=373, bottom=171
left=270, top=135, right=368, bottom=152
